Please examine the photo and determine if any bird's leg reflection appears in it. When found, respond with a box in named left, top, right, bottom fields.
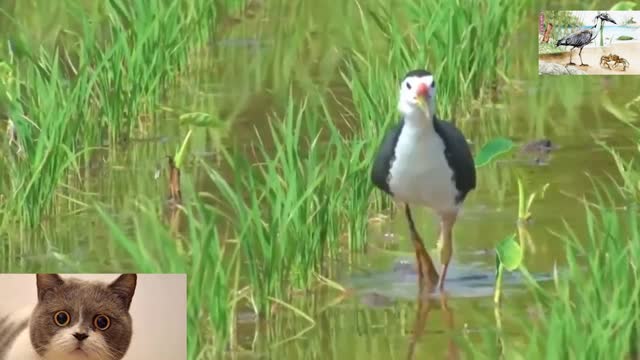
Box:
left=406, top=289, right=459, bottom=360
left=406, top=283, right=433, bottom=360
left=440, top=292, right=459, bottom=360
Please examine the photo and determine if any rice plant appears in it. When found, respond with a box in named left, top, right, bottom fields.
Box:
left=1, top=0, right=224, bottom=227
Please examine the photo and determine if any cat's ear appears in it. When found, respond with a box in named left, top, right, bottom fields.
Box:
left=109, top=274, right=137, bottom=310
left=36, top=274, right=64, bottom=301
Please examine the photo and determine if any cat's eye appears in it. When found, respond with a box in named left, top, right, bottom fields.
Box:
left=54, top=311, right=70, bottom=327
left=94, top=315, right=111, bottom=331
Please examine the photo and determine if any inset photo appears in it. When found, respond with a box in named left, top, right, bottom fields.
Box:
left=539, top=11, right=640, bottom=75
left=0, top=274, right=186, bottom=360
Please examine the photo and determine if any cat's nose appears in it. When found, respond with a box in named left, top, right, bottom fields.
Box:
left=73, top=333, right=89, bottom=341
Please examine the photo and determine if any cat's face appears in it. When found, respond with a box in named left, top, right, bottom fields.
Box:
left=30, top=274, right=137, bottom=360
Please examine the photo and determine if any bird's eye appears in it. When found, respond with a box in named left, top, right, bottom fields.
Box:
left=406, top=82, right=412, bottom=90
left=431, top=80, right=436, bottom=88
left=94, top=314, right=111, bottom=331
left=54, top=311, right=70, bottom=327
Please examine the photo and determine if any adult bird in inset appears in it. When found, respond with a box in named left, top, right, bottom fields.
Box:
left=556, top=12, right=616, bottom=66
left=371, top=69, right=476, bottom=291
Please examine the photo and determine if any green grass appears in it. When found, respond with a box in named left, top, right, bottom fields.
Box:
left=96, top=194, right=238, bottom=357
left=538, top=42, right=565, bottom=54
left=463, top=83, right=640, bottom=360
left=204, top=95, right=376, bottom=314
left=0, top=0, right=225, bottom=227
left=462, top=201, right=640, bottom=359
left=1, top=0, right=640, bottom=359
left=523, top=203, right=639, bottom=359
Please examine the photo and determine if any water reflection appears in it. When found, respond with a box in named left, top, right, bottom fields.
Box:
left=407, top=287, right=458, bottom=360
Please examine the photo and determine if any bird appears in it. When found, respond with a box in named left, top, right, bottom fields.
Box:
left=371, top=69, right=476, bottom=291
left=556, top=12, right=616, bottom=66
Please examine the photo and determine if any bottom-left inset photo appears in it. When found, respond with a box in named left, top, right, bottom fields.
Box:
left=0, top=273, right=186, bottom=360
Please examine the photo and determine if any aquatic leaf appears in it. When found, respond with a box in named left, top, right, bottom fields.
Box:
left=610, top=1, right=636, bottom=10
left=179, top=112, right=225, bottom=128
left=474, top=137, right=514, bottom=168
left=496, top=234, right=522, bottom=271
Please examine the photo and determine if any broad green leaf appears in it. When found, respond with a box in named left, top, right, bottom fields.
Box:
left=610, top=1, right=636, bottom=10
left=474, top=137, right=514, bottom=168
left=496, top=234, right=523, bottom=271
left=179, top=112, right=225, bottom=128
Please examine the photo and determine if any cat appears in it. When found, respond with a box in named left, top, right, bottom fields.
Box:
left=0, top=274, right=137, bottom=360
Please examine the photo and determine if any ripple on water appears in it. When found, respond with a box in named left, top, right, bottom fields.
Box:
left=345, top=258, right=555, bottom=306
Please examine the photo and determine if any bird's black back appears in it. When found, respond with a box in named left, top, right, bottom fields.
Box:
left=556, top=29, right=595, bottom=47
left=371, top=118, right=405, bottom=195
left=432, top=116, right=476, bottom=203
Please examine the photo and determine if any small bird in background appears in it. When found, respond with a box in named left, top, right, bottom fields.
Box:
left=371, top=69, right=476, bottom=291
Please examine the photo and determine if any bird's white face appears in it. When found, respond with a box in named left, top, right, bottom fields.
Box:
left=398, top=75, right=436, bottom=118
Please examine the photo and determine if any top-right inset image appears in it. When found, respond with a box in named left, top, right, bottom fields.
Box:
left=539, top=11, right=640, bottom=75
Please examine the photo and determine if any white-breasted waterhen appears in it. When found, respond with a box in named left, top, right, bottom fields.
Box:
left=371, top=69, right=476, bottom=291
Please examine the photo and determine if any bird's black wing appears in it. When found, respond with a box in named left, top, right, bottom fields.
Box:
left=557, top=29, right=594, bottom=47
left=371, top=118, right=405, bottom=195
left=432, top=116, right=476, bottom=203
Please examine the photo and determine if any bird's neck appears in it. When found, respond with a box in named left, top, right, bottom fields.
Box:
left=403, top=108, right=435, bottom=133
left=594, top=18, right=605, bottom=32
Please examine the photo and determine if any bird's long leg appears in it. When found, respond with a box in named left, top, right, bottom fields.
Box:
left=437, top=211, right=457, bottom=291
left=567, top=49, right=576, bottom=65
left=578, top=47, right=588, bottom=66
left=404, top=204, right=439, bottom=289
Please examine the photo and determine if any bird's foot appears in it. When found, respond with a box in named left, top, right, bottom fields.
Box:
left=579, top=63, right=589, bottom=67
left=567, top=62, right=576, bottom=66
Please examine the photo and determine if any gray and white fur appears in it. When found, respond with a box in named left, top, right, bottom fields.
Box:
left=0, top=274, right=137, bottom=360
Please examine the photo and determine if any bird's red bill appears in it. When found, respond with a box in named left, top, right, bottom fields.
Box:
left=416, top=83, right=429, bottom=98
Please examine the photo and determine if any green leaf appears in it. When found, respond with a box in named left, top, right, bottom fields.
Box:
left=179, top=112, right=225, bottom=128
left=610, top=1, right=637, bottom=10
left=174, top=129, right=193, bottom=169
left=474, top=137, right=514, bottom=168
left=496, top=234, right=523, bottom=271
